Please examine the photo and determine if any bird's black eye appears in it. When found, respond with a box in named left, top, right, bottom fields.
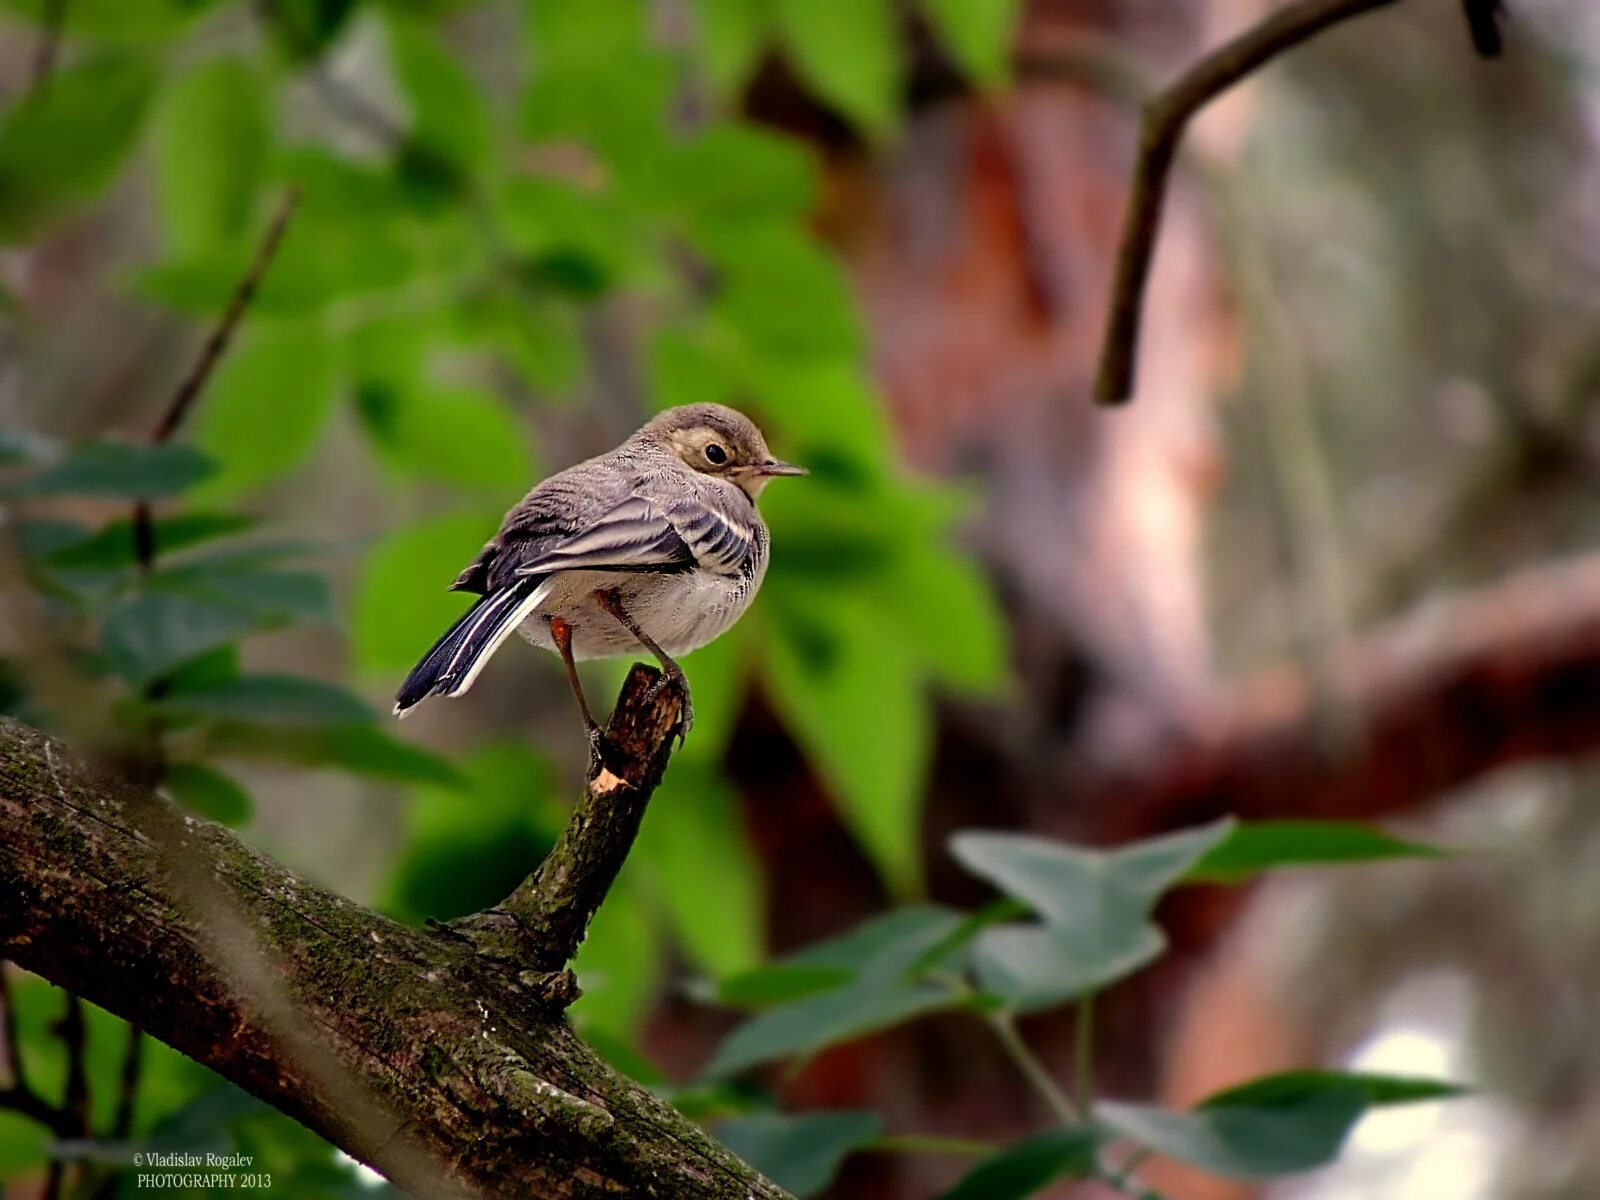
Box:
left=704, top=443, right=728, bottom=466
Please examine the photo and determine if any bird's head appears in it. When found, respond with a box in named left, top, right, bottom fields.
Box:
left=640, top=403, right=806, bottom=499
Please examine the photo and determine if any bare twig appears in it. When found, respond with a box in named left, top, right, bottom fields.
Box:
left=29, top=0, right=66, bottom=93
left=110, top=1027, right=142, bottom=1139
left=1461, top=0, right=1507, bottom=56
left=0, top=964, right=18, bottom=1088
left=57, top=993, right=88, bottom=1135
left=152, top=188, right=301, bottom=444
left=1092, top=0, right=1403, bottom=405
left=0, top=967, right=76, bottom=1139
left=132, top=187, right=301, bottom=570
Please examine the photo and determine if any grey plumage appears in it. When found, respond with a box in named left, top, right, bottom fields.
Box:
left=394, top=404, right=803, bottom=737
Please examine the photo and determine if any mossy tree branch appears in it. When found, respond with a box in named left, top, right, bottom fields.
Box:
left=0, top=670, right=784, bottom=1200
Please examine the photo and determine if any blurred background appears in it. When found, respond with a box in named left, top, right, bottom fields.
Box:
left=2, top=0, right=1600, bottom=1197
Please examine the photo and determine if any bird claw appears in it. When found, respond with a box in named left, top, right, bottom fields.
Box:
left=585, top=723, right=610, bottom=776
left=643, top=670, right=694, bottom=746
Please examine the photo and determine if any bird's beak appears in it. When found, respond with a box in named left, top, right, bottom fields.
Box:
left=754, top=459, right=807, bottom=477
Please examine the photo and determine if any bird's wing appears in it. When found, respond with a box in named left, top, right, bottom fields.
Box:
left=452, top=465, right=759, bottom=594
left=507, top=493, right=698, bottom=578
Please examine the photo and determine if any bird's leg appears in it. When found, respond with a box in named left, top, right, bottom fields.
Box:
left=592, top=588, right=693, bottom=740
left=549, top=616, right=606, bottom=769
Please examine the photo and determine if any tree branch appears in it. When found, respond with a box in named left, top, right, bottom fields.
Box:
left=0, top=672, right=785, bottom=1200
left=454, top=665, right=684, bottom=972
left=1073, top=551, right=1600, bottom=832
left=1092, top=0, right=1404, bottom=406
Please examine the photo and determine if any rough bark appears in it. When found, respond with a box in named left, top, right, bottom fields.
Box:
left=0, top=666, right=787, bottom=1200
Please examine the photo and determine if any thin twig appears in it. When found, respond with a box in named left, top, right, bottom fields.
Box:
left=58, top=994, right=89, bottom=1136
left=1073, top=995, right=1096, bottom=1116
left=29, top=0, right=66, bottom=93
left=1461, top=0, right=1506, bottom=56
left=151, top=187, right=301, bottom=444
left=111, top=1027, right=142, bottom=1138
left=131, top=187, right=300, bottom=570
left=1093, top=0, right=1403, bottom=405
left=0, top=964, right=18, bottom=1089
left=986, top=1010, right=1082, bottom=1126
left=0, top=965, right=76, bottom=1139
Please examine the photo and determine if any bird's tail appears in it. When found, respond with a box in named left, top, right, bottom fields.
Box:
left=394, top=576, right=550, bottom=717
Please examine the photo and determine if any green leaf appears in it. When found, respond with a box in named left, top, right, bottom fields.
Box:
left=950, top=821, right=1233, bottom=1002
left=383, top=743, right=556, bottom=924
left=883, top=536, right=1008, bottom=693
left=936, top=1129, right=1099, bottom=1200
left=164, top=762, right=253, bottom=826
left=10, top=441, right=214, bottom=499
left=1096, top=1071, right=1463, bottom=1180
left=692, top=0, right=770, bottom=97
left=706, top=978, right=954, bottom=1079
left=154, top=58, right=272, bottom=257
left=697, top=223, right=861, bottom=360
left=191, top=326, right=339, bottom=499
left=0, top=1111, right=49, bottom=1176
left=718, top=1111, right=882, bottom=1198
left=210, top=722, right=464, bottom=788
left=787, top=906, right=969, bottom=975
left=42, top=513, right=254, bottom=570
left=0, top=53, right=157, bottom=241
left=918, top=0, right=1020, bottom=86
left=153, top=563, right=333, bottom=624
left=765, top=590, right=930, bottom=896
left=352, top=512, right=497, bottom=674
left=775, top=0, right=901, bottom=139
left=388, top=13, right=492, bottom=173
left=1202, top=1071, right=1468, bottom=1111
left=492, top=175, right=641, bottom=295
left=266, top=0, right=360, bottom=60
left=971, top=922, right=1165, bottom=1013
left=951, top=820, right=1235, bottom=933
left=359, top=382, right=534, bottom=492
left=155, top=675, right=375, bottom=727
left=570, top=880, right=662, bottom=1039
left=668, top=124, right=816, bottom=227
left=102, top=593, right=272, bottom=688
left=634, top=762, right=764, bottom=978
left=1183, top=821, right=1447, bottom=885
left=0, top=0, right=227, bottom=40
left=707, top=908, right=967, bottom=1077
left=717, top=963, right=855, bottom=1009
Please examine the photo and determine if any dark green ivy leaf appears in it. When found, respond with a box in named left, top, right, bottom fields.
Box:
left=163, top=762, right=253, bottom=826
left=102, top=593, right=274, bottom=688
left=718, top=1111, right=882, bottom=1198
left=1096, top=1070, right=1465, bottom=1181
left=9, top=442, right=215, bottom=500
left=154, top=675, right=375, bottom=727
left=936, top=1129, right=1099, bottom=1200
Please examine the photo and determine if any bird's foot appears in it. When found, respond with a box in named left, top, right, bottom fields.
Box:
left=643, top=668, right=694, bottom=746
left=585, top=722, right=610, bottom=777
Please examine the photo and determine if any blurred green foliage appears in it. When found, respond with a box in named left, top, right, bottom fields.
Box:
left=0, top=0, right=1013, bottom=1191
left=0, top=1, right=1463, bottom=1196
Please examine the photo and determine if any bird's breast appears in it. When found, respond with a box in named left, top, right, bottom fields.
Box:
left=516, top=564, right=762, bottom=661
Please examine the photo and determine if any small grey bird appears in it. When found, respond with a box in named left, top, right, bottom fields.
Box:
left=393, top=403, right=804, bottom=749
